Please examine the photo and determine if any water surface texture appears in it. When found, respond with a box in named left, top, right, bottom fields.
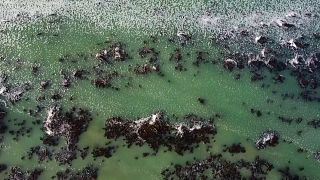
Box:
left=0, top=0, right=320, bottom=179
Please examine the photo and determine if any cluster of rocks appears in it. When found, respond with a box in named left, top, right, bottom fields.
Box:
left=278, top=116, right=303, bottom=125
left=59, top=68, right=88, bottom=89
left=255, top=131, right=280, bottom=149
left=54, top=147, right=78, bottom=165
left=6, top=167, right=43, bottom=180
left=92, top=71, right=119, bottom=89
left=133, top=63, right=161, bottom=75
left=132, top=45, right=161, bottom=75
left=307, top=119, right=320, bottom=129
left=96, top=42, right=129, bottom=62
left=92, top=146, right=117, bottom=159
left=43, top=106, right=92, bottom=149
left=223, top=51, right=287, bottom=73
left=225, top=51, right=320, bottom=101
left=55, top=165, right=98, bottom=180
left=221, top=27, right=320, bottom=101
left=0, top=74, right=31, bottom=103
left=193, top=51, right=210, bottom=66
left=27, top=145, right=53, bottom=163
left=161, top=155, right=274, bottom=179
left=26, top=143, right=91, bottom=166
left=105, top=112, right=216, bottom=154
left=169, top=48, right=186, bottom=71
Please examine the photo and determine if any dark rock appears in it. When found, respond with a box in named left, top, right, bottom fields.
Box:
left=133, top=64, right=160, bottom=75
left=255, top=36, right=268, bottom=44
left=62, top=78, right=71, bottom=88
left=42, top=135, right=59, bottom=146
left=92, top=71, right=118, bottom=88
left=40, top=80, right=51, bottom=90
left=278, top=116, right=303, bottom=125
left=255, top=131, right=279, bottom=149
left=193, top=51, right=209, bottom=66
left=223, top=143, right=246, bottom=153
left=73, top=69, right=88, bottom=80
left=96, top=42, right=128, bottom=62
left=170, top=49, right=182, bottom=62
left=223, top=59, right=237, bottom=71
left=251, top=73, right=264, bottom=81
left=51, top=93, right=62, bottom=100
left=273, top=74, right=285, bottom=83
left=197, top=97, right=206, bottom=104
left=314, top=33, right=320, bottom=39
left=0, top=164, right=7, bottom=173
left=276, top=19, right=295, bottom=28
left=278, top=167, right=306, bottom=180
left=176, top=31, right=192, bottom=45
left=31, top=66, right=40, bottom=75
left=0, top=107, right=7, bottom=134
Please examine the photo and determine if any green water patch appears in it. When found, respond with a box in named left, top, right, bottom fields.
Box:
left=0, top=17, right=320, bottom=179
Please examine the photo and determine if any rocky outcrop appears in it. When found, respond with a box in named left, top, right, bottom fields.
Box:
left=105, top=112, right=216, bottom=154
left=255, top=131, right=279, bottom=149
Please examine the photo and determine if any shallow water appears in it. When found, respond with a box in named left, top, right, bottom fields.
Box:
left=1, top=0, right=320, bottom=179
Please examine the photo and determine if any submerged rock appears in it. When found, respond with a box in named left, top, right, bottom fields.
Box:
left=314, top=151, right=320, bottom=162
left=92, top=146, right=116, bottom=158
left=0, top=164, right=7, bottom=173
left=170, top=48, right=182, bottom=62
left=0, top=106, right=7, bottom=135
left=27, top=145, right=53, bottom=162
left=278, top=167, right=307, bottom=180
left=255, top=131, right=279, bottom=149
left=223, top=143, right=246, bottom=153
